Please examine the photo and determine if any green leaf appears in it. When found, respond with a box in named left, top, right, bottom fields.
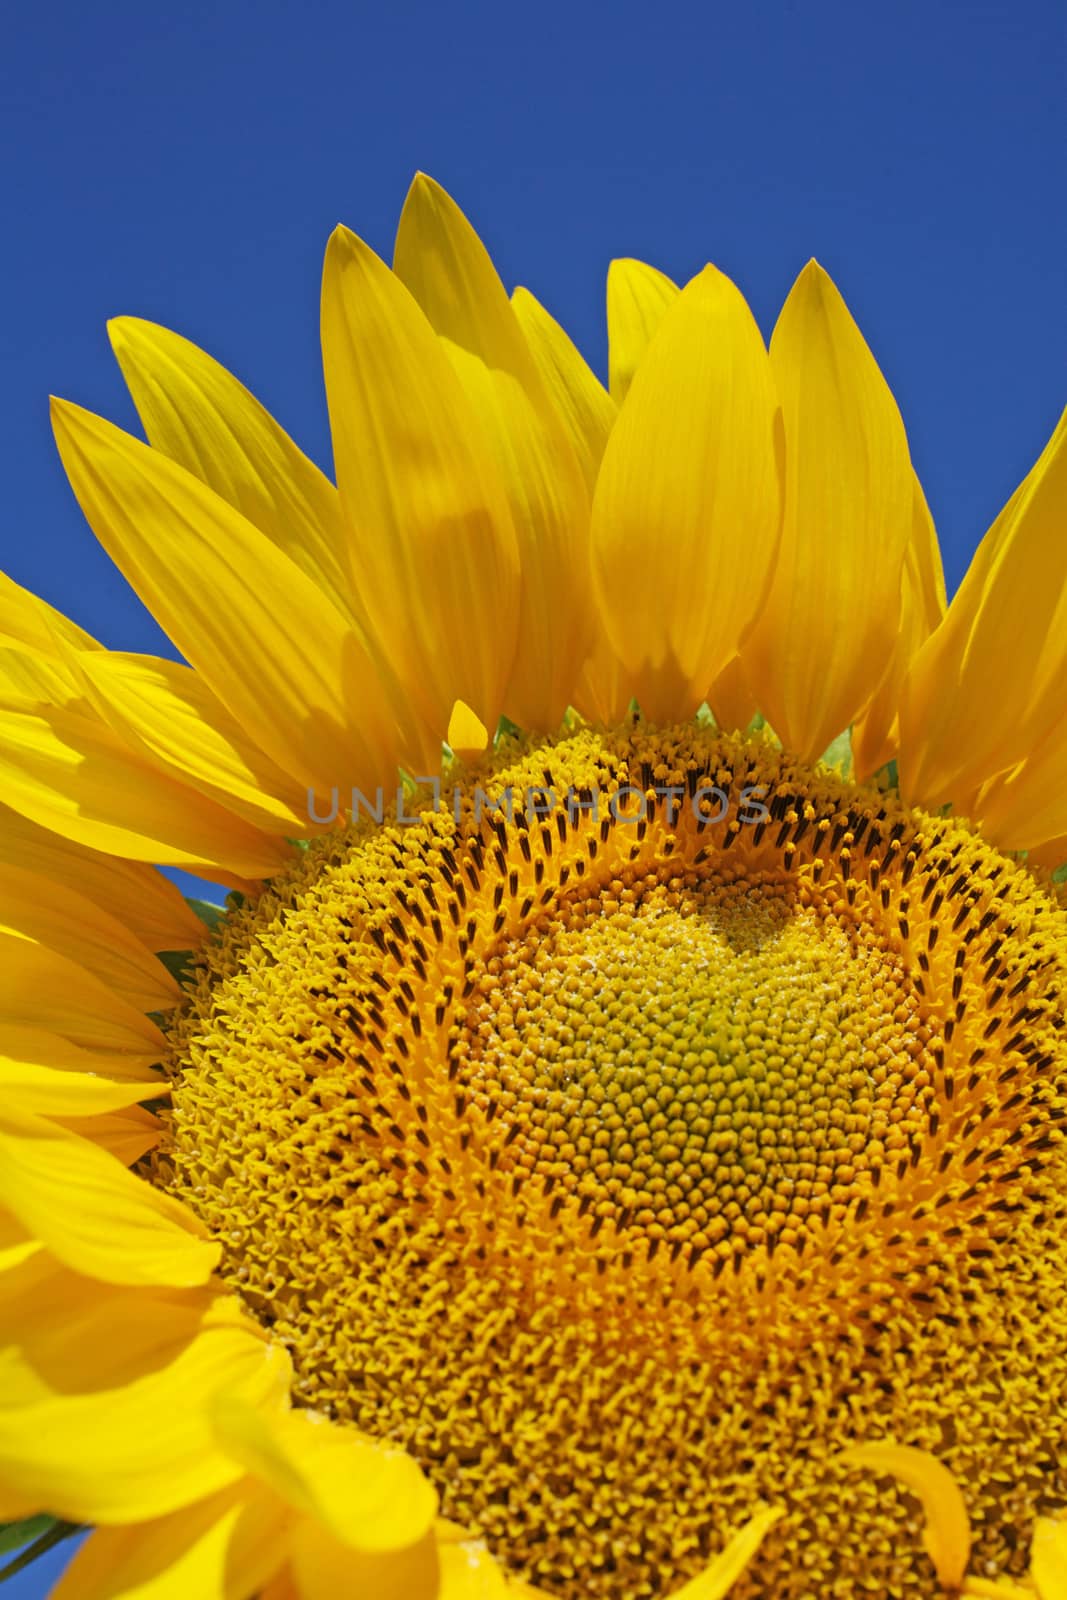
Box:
left=185, top=897, right=227, bottom=930
left=0, top=1516, right=81, bottom=1583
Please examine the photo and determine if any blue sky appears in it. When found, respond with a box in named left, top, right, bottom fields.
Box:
left=0, top=0, right=1064, bottom=1590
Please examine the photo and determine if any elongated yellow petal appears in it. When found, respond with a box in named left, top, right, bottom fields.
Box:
left=607, top=258, right=679, bottom=404
left=668, top=1506, right=783, bottom=1599
left=1031, top=1516, right=1067, bottom=1599
left=707, top=654, right=759, bottom=733
left=0, top=1024, right=161, bottom=1084
left=321, top=222, right=519, bottom=753
left=0, top=1250, right=237, bottom=1395
left=0, top=1035, right=165, bottom=1112
left=51, top=399, right=398, bottom=796
left=0, top=930, right=164, bottom=1058
left=741, top=262, right=913, bottom=761
left=290, top=1521, right=438, bottom=1600
left=109, top=316, right=353, bottom=606
left=839, top=1442, right=970, bottom=1589
left=394, top=175, right=591, bottom=730
left=213, top=1399, right=437, bottom=1552
left=900, top=408, right=1067, bottom=809
left=591, top=265, right=782, bottom=723
left=0, top=1292, right=289, bottom=1522
left=962, top=1579, right=1041, bottom=1600
left=972, top=715, right=1067, bottom=851
left=0, top=633, right=82, bottom=702
left=72, top=650, right=310, bottom=837
left=0, top=690, right=293, bottom=877
left=571, top=625, right=633, bottom=726
left=258, top=1572, right=298, bottom=1600
left=51, top=1485, right=293, bottom=1600
left=0, top=863, right=180, bottom=1012
left=511, top=285, right=616, bottom=495
left=58, top=1105, right=161, bottom=1166
left=0, top=570, right=99, bottom=656
left=0, top=1109, right=214, bottom=1286
left=436, top=1523, right=532, bottom=1598
left=852, top=477, right=946, bottom=779
left=0, top=1214, right=41, bottom=1275
left=0, top=802, right=205, bottom=953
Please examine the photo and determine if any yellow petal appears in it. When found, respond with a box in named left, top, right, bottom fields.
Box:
left=0, top=802, right=206, bottom=953
left=212, top=1398, right=437, bottom=1552
left=904, top=471, right=949, bottom=626
left=321, top=220, right=519, bottom=751
left=852, top=476, right=946, bottom=779
left=707, top=654, right=759, bottom=734
left=0, top=1036, right=165, bottom=1112
left=1029, top=834, right=1067, bottom=872
left=973, top=716, right=1067, bottom=851
left=511, top=285, right=616, bottom=495
left=0, top=1267, right=289, bottom=1523
left=58, top=1105, right=161, bottom=1166
left=1031, top=1516, right=1067, bottom=1600
left=447, top=699, right=490, bottom=756
left=0, top=665, right=294, bottom=877
left=51, top=1484, right=293, bottom=1600
left=0, top=569, right=99, bottom=657
left=0, top=1251, right=231, bottom=1397
left=667, top=1506, right=783, bottom=1599
left=900, top=408, right=1067, bottom=810
left=0, top=1213, right=42, bottom=1275
left=109, top=316, right=352, bottom=607
left=962, top=1580, right=1042, bottom=1599
left=0, top=929, right=164, bottom=1058
left=71, top=650, right=310, bottom=837
left=606, top=258, right=679, bottom=404
left=838, top=1441, right=970, bottom=1589
left=742, top=261, right=913, bottom=762
left=571, top=625, right=633, bottom=726
left=394, top=175, right=591, bottom=730
left=0, top=1022, right=159, bottom=1083
left=50, top=399, right=398, bottom=796
left=258, top=1572, right=298, bottom=1600
left=590, top=265, right=782, bottom=723
left=289, top=1521, right=438, bottom=1600
left=0, top=863, right=181, bottom=1012
left=436, top=1524, right=526, bottom=1598
left=0, top=1109, right=215, bottom=1286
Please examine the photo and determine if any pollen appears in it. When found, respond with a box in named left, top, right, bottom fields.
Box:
left=155, top=724, right=1067, bottom=1599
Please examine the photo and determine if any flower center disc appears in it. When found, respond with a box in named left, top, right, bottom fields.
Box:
left=158, top=726, right=1067, bottom=1598
left=459, top=877, right=914, bottom=1255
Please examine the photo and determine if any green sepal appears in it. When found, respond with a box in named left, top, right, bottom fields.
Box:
left=186, top=897, right=227, bottom=930
left=818, top=729, right=854, bottom=780
left=0, top=1516, right=82, bottom=1582
left=158, top=948, right=196, bottom=987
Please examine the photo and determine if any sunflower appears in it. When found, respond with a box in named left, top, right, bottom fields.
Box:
left=1, top=172, right=1066, bottom=1600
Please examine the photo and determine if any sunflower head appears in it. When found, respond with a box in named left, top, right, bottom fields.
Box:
left=1, top=174, right=1066, bottom=1600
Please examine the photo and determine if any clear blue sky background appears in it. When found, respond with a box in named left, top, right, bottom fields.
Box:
left=0, top=0, right=1064, bottom=1592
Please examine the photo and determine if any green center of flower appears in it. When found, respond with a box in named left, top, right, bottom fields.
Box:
left=455, top=877, right=925, bottom=1254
